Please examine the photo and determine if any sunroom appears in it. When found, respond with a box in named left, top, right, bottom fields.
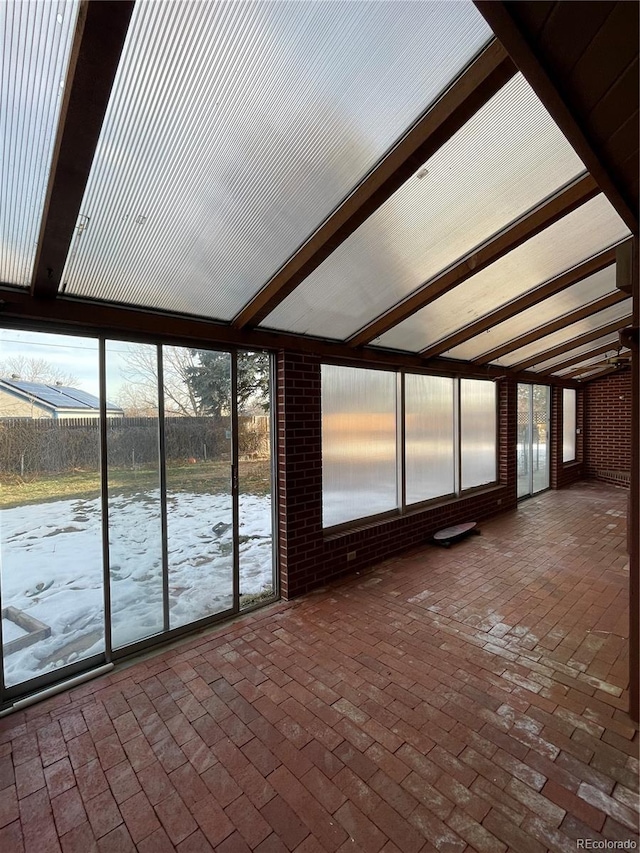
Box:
left=0, top=1, right=637, bottom=848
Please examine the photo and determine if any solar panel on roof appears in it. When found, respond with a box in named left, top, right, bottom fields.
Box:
left=56, top=386, right=113, bottom=410
left=1, top=379, right=94, bottom=409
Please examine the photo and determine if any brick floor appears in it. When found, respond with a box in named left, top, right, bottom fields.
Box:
left=1, top=481, right=638, bottom=852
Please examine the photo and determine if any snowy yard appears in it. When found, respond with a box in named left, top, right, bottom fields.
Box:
left=1, top=491, right=273, bottom=686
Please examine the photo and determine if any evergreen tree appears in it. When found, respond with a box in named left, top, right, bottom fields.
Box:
left=187, top=351, right=269, bottom=416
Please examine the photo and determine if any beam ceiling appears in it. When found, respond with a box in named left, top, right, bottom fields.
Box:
left=562, top=356, right=626, bottom=378
left=536, top=341, right=621, bottom=376
left=474, top=1, right=638, bottom=234
left=509, top=315, right=632, bottom=371
left=30, top=1, right=135, bottom=300
left=577, top=365, right=623, bottom=383
left=0, top=0, right=627, bottom=398
left=231, top=40, right=515, bottom=330
left=472, top=291, right=627, bottom=364
left=0, top=286, right=576, bottom=387
left=419, top=247, right=616, bottom=359
left=347, top=173, right=598, bottom=347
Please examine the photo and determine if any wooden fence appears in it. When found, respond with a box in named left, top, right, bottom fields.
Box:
left=0, top=416, right=270, bottom=476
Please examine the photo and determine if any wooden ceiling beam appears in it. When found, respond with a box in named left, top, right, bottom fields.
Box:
left=562, top=356, right=619, bottom=378
left=535, top=341, right=621, bottom=375
left=617, top=238, right=636, bottom=294
left=508, top=315, right=632, bottom=370
left=0, top=286, right=576, bottom=386
left=231, top=40, right=516, bottom=330
left=347, top=172, right=599, bottom=348
left=472, top=290, right=627, bottom=364
left=30, top=1, right=135, bottom=300
left=419, top=247, right=617, bottom=359
left=576, top=365, right=621, bottom=383
left=474, top=1, right=638, bottom=234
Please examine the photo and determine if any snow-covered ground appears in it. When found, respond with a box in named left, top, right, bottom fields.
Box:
left=1, top=491, right=273, bottom=686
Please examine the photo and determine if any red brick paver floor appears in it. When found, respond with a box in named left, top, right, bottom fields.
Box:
left=1, top=481, right=638, bottom=852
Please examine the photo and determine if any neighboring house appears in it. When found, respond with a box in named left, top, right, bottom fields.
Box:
left=0, top=378, right=123, bottom=420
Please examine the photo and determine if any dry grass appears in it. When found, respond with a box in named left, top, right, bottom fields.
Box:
left=0, top=458, right=271, bottom=509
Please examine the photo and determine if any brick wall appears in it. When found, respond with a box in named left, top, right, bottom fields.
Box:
left=277, top=352, right=518, bottom=599
left=584, top=370, right=631, bottom=486
left=499, top=378, right=518, bottom=501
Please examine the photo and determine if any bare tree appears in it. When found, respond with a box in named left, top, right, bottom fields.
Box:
left=116, top=345, right=202, bottom=417
left=0, top=355, right=79, bottom=386
left=112, top=383, right=158, bottom=417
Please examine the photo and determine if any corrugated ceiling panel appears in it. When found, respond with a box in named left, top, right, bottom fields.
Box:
left=0, top=1, right=79, bottom=286
left=445, top=264, right=617, bottom=361
left=264, top=73, right=586, bottom=338
left=555, top=349, right=628, bottom=376
left=532, top=333, right=622, bottom=373
left=61, top=0, right=490, bottom=318
left=577, top=366, right=621, bottom=381
left=496, top=298, right=631, bottom=367
left=375, top=194, right=629, bottom=353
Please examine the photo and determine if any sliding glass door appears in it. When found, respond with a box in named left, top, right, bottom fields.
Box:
left=164, top=347, right=235, bottom=628
left=1, top=331, right=276, bottom=704
left=105, top=341, right=165, bottom=649
left=0, top=332, right=105, bottom=691
left=517, top=384, right=550, bottom=499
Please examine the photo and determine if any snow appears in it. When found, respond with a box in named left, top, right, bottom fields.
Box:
left=1, top=491, right=273, bottom=686
left=2, top=618, right=28, bottom=643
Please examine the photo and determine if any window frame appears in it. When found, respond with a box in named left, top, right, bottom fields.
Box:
left=321, top=363, right=499, bottom=531
left=562, top=387, right=577, bottom=464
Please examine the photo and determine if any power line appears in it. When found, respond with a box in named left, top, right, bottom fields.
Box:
left=0, top=336, right=140, bottom=355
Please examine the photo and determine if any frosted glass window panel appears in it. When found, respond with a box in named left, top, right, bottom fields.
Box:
left=264, top=74, right=586, bottom=339
left=375, top=195, right=629, bottom=353
left=322, top=365, right=397, bottom=527
left=497, top=298, right=631, bottom=367
left=1, top=1, right=79, bottom=286
left=405, top=374, right=455, bottom=504
left=61, top=0, right=490, bottom=318
left=446, top=265, right=617, bottom=361
left=533, top=333, right=621, bottom=373
left=460, top=379, right=496, bottom=489
left=563, top=389, right=576, bottom=462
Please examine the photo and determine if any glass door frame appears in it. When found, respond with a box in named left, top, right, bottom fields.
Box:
left=517, top=382, right=551, bottom=500
left=1, top=334, right=278, bottom=708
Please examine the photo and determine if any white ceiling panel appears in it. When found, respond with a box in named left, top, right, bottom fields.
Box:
left=263, top=73, right=586, bottom=338
left=555, top=348, right=628, bottom=376
left=528, top=333, right=624, bottom=373
left=60, top=0, right=491, bottom=320
left=495, top=298, right=631, bottom=367
left=445, top=264, right=618, bottom=361
left=0, top=1, right=79, bottom=286
left=374, top=195, right=629, bottom=353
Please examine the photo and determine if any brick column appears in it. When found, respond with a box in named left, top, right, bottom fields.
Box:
left=550, top=386, right=562, bottom=489
left=276, top=352, right=323, bottom=599
left=498, top=377, right=518, bottom=507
